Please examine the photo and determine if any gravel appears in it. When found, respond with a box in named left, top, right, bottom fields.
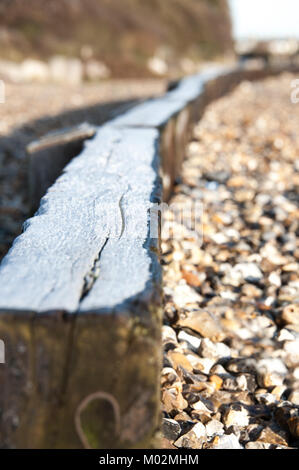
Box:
left=161, top=73, right=299, bottom=449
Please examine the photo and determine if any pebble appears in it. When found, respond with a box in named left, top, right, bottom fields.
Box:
left=257, top=371, right=284, bottom=389
left=281, top=304, right=299, bottom=325
left=174, top=422, right=206, bottom=449
left=271, top=385, right=287, bottom=399
left=223, top=406, right=249, bottom=428
left=177, top=330, right=201, bottom=350
left=162, top=388, right=188, bottom=413
left=255, top=392, right=278, bottom=405
left=257, top=426, right=289, bottom=447
left=277, top=329, right=296, bottom=342
left=209, top=375, right=223, bottom=391
left=189, top=357, right=215, bottom=375
left=288, top=391, right=299, bottom=406
left=192, top=400, right=213, bottom=413
left=257, top=358, right=288, bottom=376
left=161, top=367, right=179, bottom=386
left=245, top=442, right=271, bottom=449
left=168, top=351, right=193, bottom=372
left=162, top=418, right=181, bottom=441
left=178, top=310, right=225, bottom=342
left=205, top=419, right=225, bottom=437
left=209, top=434, right=243, bottom=449
left=233, top=263, right=263, bottom=283
left=199, top=338, right=231, bottom=359
left=162, top=325, right=177, bottom=344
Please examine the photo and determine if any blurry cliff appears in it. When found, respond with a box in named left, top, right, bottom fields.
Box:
left=0, top=0, right=233, bottom=77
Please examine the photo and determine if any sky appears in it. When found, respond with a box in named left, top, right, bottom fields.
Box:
left=229, top=0, right=299, bottom=39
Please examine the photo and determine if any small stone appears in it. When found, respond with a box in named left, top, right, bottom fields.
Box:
left=173, top=250, right=184, bottom=262
left=271, top=385, right=287, bottom=399
left=210, top=232, right=230, bottom=245
left=282, top=263, right=298, bottom=272
left=190, top=357, right=215, bottom=375
left=174, top=422, right=206, bottom=449
left=237, top=374, right=257, bottom=393
left=223, top=405, right=249, bottom=428
left=268, top=272, right=281, bottom=287
left=192, top=422, right=207, bottom=439
left=223, top=374, right=256, bottom=393
left=288, top=390, right=299, bottom=406
left=277, top=328, right=296, bottom=342
left=161, top=438, right=177, bottom=449
left=173, top=284, right=202, bottom=308
left=257, top=426, right=289, bottom=446
left=226, top=358, right=257, bottom=374
left=257, top=358, right=288, bottom=376
left=210, top=364, right=230, bottom=377
left=281, top=304, right=299, bottom=325
left=162, top=325, right=177, bottom=344
left=210, top=434, right=243, bottom=449
left=204, top=170, right=230, bottom=184
left=199, top=338, right=231, bottom=359
left=192, top=400, right=212, bottom=413
left=162, top=418, right=181, bottom=441
left=245, top=442, right=272, bottom=449
left=168, top=351, right=193, bottom=372
left=258, top=371, right=284, bottom=389
left=181, top=270, right=202, bottom=287
left=245, top=423, right=265, bottom=441
left=190, top=410, right=211, bottom=424
left=223, top=377, right=240, bottom=391
left=177, top=330, right=201, bottom=350
left=255, top=392, right=278, bottom=405
left=178, top=310, right=225, bottom=342
left=174, top=411, right=192, bottom=422
left=161, top=367, right=179, bottom=386
left=242, top=284, right=263, bottom=298
left=233, top=263, right=263, bottom=283
left=283, top=340, right=299, bottom=366
left=276, top=402, right=299, bottom=425
left=205, top=419, right=224, bottom=438
left=188, top=381, right=215, bottom=394
left=209, top=375, right=223, bottom=391
left=162, top=387, right=188, bottom=413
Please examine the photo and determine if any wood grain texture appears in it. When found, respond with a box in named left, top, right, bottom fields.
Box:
left=0, top=126, right=160, bottom=313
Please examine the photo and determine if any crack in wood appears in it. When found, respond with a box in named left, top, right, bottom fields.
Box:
left=80, top=236, right=110, bottom=302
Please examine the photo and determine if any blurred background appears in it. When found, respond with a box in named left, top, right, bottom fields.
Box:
left=0, top=0, right=232, bottom=80
left=0, top=0, right=298, bottom=82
